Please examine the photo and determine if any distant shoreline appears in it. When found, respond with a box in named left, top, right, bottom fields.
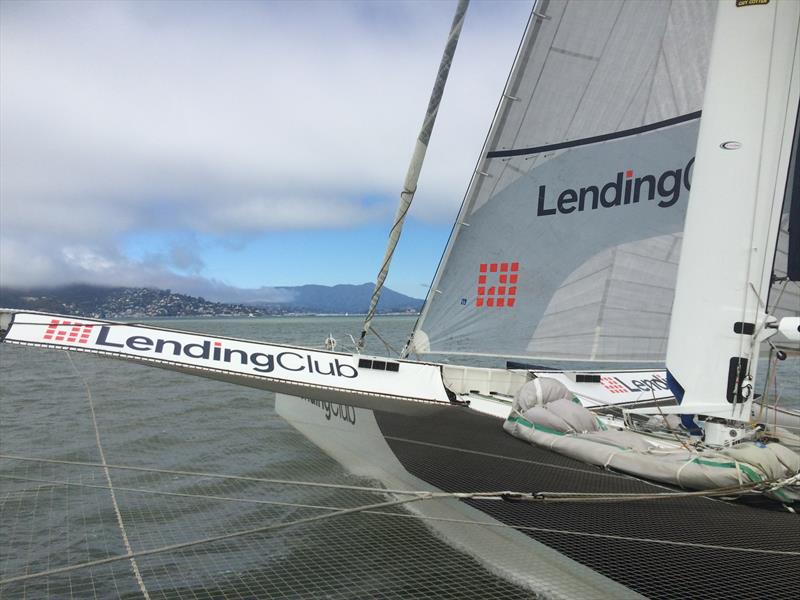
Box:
left=0, top=283, right=423, bottom=319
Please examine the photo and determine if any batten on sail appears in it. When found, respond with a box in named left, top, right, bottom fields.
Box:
left=409, top=0, right=716, bottom=363
left=665, top=0, right=800, bottom=420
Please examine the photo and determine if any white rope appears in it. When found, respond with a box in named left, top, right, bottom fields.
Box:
left=64, top=351, right=150, bottom=599
left=733, top=460, right=744, bottom=486
left=603, top=451, right=621, bottom=469
left=0, top=454, right=430, bottom=496
left=0, top=474, right=359, bottom=513
left=2, top=476, right=794, bottom=586
left=6, top=473, right=795, bottom=558
left=0, top=492, right=441, bottom=586
left=675, top=456, right=697, bottom=489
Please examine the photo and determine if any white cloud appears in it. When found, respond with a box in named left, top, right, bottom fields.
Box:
left=0, top=0, right=531, bottom=291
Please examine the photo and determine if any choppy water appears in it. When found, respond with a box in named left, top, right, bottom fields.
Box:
left=1, top=315, right=797, bottom=599
left=0, top=316, right=536, bottom=599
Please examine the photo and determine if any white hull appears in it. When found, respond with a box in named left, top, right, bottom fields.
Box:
left=274, top=393, right=643, bottom=600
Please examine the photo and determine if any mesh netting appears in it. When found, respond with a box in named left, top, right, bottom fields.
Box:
left=0, top=346, right=536, bottom=599
left=3, top=344, right=799, bottom=600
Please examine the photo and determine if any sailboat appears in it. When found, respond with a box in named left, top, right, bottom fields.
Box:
left=1, top=0, right=800, bottom=597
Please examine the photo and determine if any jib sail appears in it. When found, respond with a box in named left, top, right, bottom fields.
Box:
left=409, top=0, right=716, bottom=363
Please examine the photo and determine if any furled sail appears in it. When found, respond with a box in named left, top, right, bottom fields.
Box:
left=409, top=0, right=716, bottom=362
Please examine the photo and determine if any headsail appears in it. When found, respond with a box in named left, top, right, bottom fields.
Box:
left=408, top=0, right=716, bottom=362
left=665, top=0, right=800, bottom=420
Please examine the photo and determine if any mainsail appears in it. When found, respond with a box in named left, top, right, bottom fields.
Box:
left=666, top=0, right=800, bottom=420
left=409, top=0, right=717, bottom=362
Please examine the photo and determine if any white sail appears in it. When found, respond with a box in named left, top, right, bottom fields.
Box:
left=665, top=0, right=800, bottom=420
left=409, top=0, right=716, bottom=362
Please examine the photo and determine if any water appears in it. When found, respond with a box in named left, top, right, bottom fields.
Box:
left=1, top=315, right=797, bottom=599
left=0, top=316, right=535, bottom=599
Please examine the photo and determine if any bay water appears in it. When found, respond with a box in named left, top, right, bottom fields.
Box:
left=1, top=315, right=797, bottom=599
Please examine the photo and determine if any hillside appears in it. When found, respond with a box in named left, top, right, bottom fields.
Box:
left=0, top=283, right=423, bottom=318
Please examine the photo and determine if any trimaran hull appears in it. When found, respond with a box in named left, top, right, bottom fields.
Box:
left=275, top=393, right=799, bottom=600
left=275, top=394, right=642, bottom=599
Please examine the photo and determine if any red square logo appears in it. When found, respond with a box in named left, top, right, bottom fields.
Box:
left=42, top=320, right=95, bottom=344
left=474, top=261, right=520, bottom=309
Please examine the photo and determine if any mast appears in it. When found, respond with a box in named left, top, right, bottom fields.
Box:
left=358, top=0, right=469, bottom=352
left=665, top=0, right=800, bottom=423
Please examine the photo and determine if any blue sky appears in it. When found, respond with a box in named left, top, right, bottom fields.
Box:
left=0, top=0, right=531, bottom=301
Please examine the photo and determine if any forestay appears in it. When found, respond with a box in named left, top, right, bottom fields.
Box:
left=410, top=0, right=716, bottom=362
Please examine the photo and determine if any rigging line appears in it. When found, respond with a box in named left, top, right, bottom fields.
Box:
left=381, top=436, right=642, bottom=480
left=368, top=326, right=400, bottom=357
left=499, top=481, right=780, bottom=501
left=479, top=520, right=800, bottom=557
left=0, top=474, right=484, bottom=527
left=650, top=387, right=694, bottom=452
left=0, top=454, right=429, bottom=497
left=738, top=5, right=784, bottom=367
left=757, top=348, right=779, bottom=422
left=359, top=0, right=469, bottom=351
left=64, top=351, right=150, bottom=600
left=0, top=474, right=383, bottom=513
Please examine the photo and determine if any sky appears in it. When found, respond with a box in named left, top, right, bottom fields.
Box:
left=0, top=0, right=531, bottom=301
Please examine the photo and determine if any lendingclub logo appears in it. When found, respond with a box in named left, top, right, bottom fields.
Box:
left=40, top=321, right=357, bottom=379
left=305, top=398, right=357, bottom=424
left=536, top=158, right=694, bottom=217
left=43, top=319, right=95, bottom=344
left=601, top=374, right=670, bottom=395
